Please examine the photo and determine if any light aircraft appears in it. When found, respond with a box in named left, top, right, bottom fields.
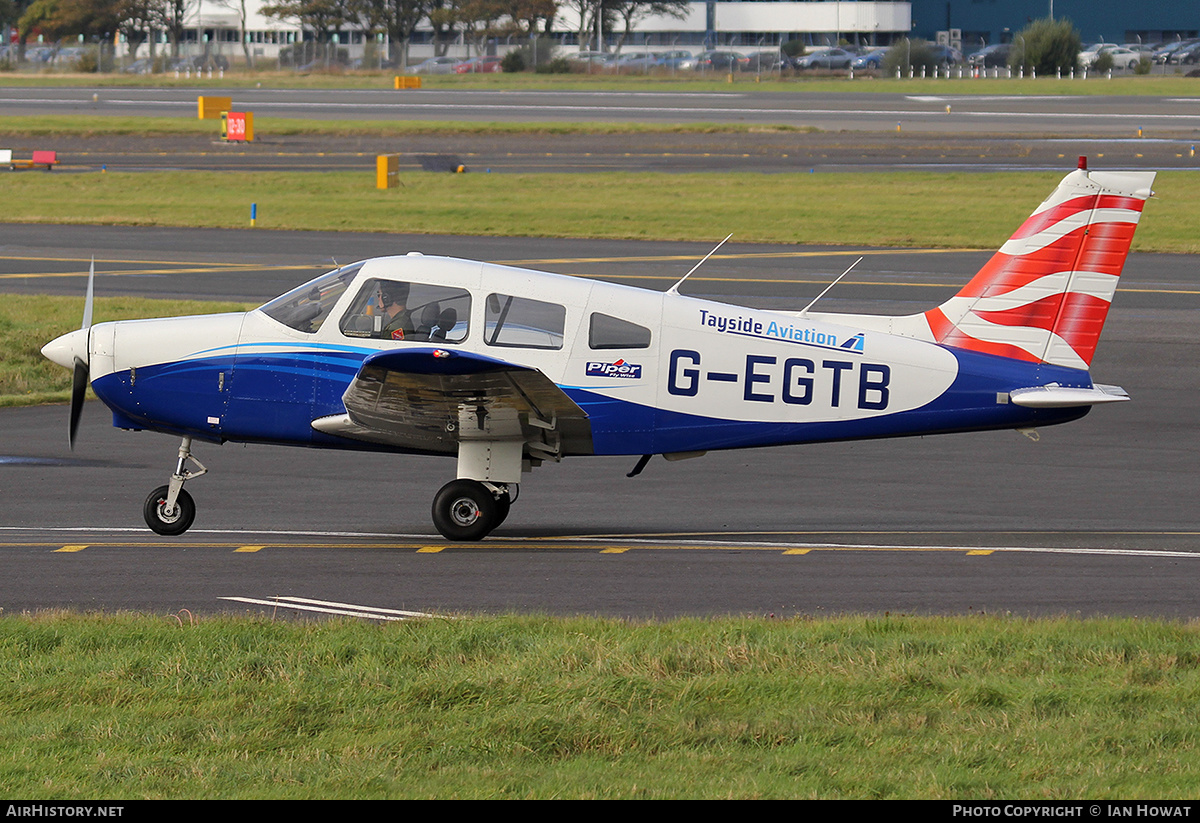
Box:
left=42, top=159, right=1153, bottom=540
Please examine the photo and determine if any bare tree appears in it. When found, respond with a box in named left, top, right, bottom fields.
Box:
left=156, top=0, right=197, bottom=58
left=558, top=0, right=599, bottom=51
left=212, top=0, right=255, bottom=67
left=349, top=0, right=428, bottom=68
left=612, top=0, right=687, bottom=54
left=117, top=0, right=159, bottom=60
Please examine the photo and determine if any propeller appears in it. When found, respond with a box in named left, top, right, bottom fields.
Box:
left=67, top=258, right=95, bottom=449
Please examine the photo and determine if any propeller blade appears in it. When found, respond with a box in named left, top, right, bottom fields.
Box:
left=68, top=357, right=88, bottom=450
left=69, top=257, right=95, bottom=449
left=81, top=257, right=94, bottom=331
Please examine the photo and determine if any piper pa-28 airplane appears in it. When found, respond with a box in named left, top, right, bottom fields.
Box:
left=42, top=160, right=1153, bottom=540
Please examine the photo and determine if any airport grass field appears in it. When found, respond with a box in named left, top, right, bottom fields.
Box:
left=1, top=68, right=1197, bottom=96
left=4, top=612, right=1200, bottom=799
left=1, top=169, right=1197, bottom=252
left=4, top=82, right=1200, bottom=799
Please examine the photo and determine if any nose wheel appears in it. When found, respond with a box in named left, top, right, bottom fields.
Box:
left=144, top=486, right=196, bottom=536
left=431, top=479, right=513, bottom=541
left=143, top=436, right=206, bottom=536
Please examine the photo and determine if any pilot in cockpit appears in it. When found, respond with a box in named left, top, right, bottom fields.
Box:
left=378, top=281, right=414, bottom=340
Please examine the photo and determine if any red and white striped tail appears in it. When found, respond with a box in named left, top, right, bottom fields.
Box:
left=921, top=162, right=1155, bottom=370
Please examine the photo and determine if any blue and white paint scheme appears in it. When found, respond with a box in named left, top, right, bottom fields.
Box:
left=41, top=161, right=1154, bottom=540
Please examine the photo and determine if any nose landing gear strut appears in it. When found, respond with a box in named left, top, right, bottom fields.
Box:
left=143, top=436, right=207, bottom=536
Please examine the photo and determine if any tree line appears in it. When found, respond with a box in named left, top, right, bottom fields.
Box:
left=1, top=0, right=691, bottom=69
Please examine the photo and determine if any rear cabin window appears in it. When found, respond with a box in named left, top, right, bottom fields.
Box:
left=589, top=313, right=651, bottom=349
left=340, top=278, right=471, bottom=343
left=484, top=294, right=566, bottom=350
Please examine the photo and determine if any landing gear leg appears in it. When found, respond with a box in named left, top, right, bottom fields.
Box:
left=143, top=436, right=207, bottom=536
left=431, top=479, right=512, bottom=541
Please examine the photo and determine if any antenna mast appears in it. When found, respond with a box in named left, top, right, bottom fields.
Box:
left=667, top=234, right=733, bottom=295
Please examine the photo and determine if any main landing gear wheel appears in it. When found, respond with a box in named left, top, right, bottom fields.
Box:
left=432, top=479, right=502, bottom=541
left=143, top=485, right=196, bottom=536
left=494, top=490, right=512, bottom=528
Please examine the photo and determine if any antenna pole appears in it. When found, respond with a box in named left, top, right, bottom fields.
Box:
left=667, top=234, right=733, bottom=295
left=800, top=256, right=863, bottom=315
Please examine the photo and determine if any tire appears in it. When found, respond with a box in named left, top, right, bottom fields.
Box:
left=494, top=490, right=512, bottom=528
left=144, top=485, right=195, bottom=536
left=432, top=480, right=499, bottom=541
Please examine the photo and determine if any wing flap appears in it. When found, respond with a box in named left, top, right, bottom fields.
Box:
left=313, top=348, right=593, bottom=456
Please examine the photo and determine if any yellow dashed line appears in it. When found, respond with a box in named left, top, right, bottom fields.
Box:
left=234, top=545, right=266, bottom=553
left=416, top=546, right=444, bottom=553
left=54, top=545, right=88, bottom=553
left=783, top=548, right=812, bottom=555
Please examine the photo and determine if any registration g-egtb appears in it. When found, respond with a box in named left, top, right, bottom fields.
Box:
left=42, top=160, right=1153, bottom=540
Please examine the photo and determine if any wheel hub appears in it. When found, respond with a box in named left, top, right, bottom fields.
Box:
left=449, top=497, right=480, bottom=527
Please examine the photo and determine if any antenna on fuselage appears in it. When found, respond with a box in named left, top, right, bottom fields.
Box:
left=799, top=256, right=864, bottom=316
left=667, top=233, right=732, bottom=295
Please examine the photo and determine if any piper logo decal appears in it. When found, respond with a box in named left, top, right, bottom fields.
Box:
left=586, top=359, right=642, bottom=379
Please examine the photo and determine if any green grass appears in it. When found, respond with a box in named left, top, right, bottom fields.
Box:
left=0, top=170, right=1193, bottom=252
left=3, top=68, right=1200, bottom=96
left=0, top=113, right=814, bottom=137
left=2, top=611, right=1200, bottom=798
left=0, top=296, right=251, bottom=407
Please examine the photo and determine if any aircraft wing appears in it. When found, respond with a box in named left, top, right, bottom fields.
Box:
left=311, top=348, right=593, bottom=460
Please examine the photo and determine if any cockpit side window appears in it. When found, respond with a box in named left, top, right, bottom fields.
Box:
left=340, top=278, right=471, bottom=343
left=484, top=294, right=566, bottom=350
left=260, top=262, right=363, bottom=334
left=589, top=313, right=651, bottom=349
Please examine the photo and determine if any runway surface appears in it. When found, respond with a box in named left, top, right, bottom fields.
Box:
left=2, top=226, right=1199, bottom=619
left=7, top=86, right=1200, bottom=135
left=5, top=86, right=1200, bottom=172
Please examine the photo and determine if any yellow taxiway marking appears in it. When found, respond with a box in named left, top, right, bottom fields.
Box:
left=967, top=550, right=995, bottom=556
left=600, top=547, right=629, bottom=554
left=3, top=251, right=1199, bottom=296
left=416, top=546, right=444, bottom=553
left=234, top=545, right=266, bottom=553
left=503, top=248, right=977, bottom=266
left=54, top=545, right=88, bottom=553
left=783, top=549, right=812, bottom=555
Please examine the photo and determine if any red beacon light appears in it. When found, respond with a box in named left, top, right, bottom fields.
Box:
left=1078, top=156, right=1088, bottom=170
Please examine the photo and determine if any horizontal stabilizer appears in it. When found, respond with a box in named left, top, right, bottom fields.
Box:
left=1009, top=383, right=1130, bottom=408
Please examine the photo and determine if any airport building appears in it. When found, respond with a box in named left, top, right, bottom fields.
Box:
left=115, top=1, right=1200, bottom=64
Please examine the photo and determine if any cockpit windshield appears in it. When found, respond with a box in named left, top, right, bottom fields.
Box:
left=259, top=262, right=364, bottom=333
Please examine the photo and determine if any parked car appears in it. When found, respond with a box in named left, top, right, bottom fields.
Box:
left=122, top=58, right=154, bottom=75
left=1167, top=41, right=1200, bottom=65
left=614, top=51, right=663, bottom=71
left=794, top=47, right=856, bottom=70
left=566, top=50, right=616, bottom=67
left=655, top=50, right=694, bottom=69
left=927, top=44, right=962, bottom=65
left=1096, top=47, right=1144, bottom=69
left=744, top=51, right=788, bottom=72
left=1076, top=43, right=1121, bottom=67
left=850, top=47, right=889, bottom=70
left=966, top=43, right=1010, bottom=68
left=1153, top=40, right=1197, bottom=63
left=408, top=56, right=458, bottom=75
left=686, top=50, right=749, bottom=72
left=454, top=55, right=502, bottom=74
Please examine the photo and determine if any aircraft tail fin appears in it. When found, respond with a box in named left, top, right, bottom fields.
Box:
left=922, top=160, right=1155, bottom=370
